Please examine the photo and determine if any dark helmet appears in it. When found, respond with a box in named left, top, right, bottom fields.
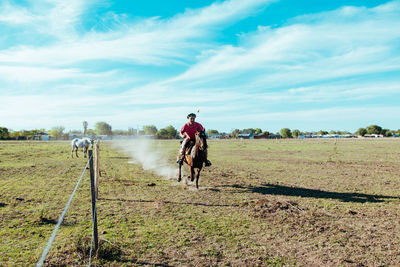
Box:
left=187, top=113, right=196, bottom=119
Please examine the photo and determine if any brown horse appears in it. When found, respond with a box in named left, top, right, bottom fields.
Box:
left=178, top=131, right=207, bottom=189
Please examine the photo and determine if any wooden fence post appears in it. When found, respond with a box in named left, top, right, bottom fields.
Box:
left=94, top=140, right=100, bottom=199
left=89, top=150, right=98, bottom=252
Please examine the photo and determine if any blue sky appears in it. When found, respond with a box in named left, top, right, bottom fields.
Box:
left=1, top=0, right=399, bottom=133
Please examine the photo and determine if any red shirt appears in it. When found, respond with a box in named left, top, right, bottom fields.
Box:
left=180, top=122, right=204, bottom=139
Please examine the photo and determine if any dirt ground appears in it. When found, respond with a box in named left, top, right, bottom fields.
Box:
left=0, top=139, right=400, bottom=266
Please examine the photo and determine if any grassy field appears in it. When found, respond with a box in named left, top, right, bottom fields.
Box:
left=0, top=139, right=400, bottom=266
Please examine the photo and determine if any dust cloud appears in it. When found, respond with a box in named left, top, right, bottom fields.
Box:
left=112, top=138, right=179, bottom=180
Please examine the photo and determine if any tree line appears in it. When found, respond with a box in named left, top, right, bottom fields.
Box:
left=0, top=122, right=179, bottom=140
left=228, top=125, right=399, bottom=138
left=216, top=125, right=400, bottom=139
left=1, top=123, right=399, bottom=140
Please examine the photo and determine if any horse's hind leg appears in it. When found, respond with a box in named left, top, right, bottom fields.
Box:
left=195, top=169, right=201, bottom=189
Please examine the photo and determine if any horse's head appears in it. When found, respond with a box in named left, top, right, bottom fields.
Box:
left=195, top=131, right=207, bottom=151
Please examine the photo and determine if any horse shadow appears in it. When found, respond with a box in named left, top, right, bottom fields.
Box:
left=219, top=183, right=400, bottom=203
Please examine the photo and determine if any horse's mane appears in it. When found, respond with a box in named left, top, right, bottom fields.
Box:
left=193, top=131, right=207, bottom=158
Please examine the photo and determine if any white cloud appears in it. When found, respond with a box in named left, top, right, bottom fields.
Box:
left=0, top=2, right=39, bottom=24
left=0, top=66, right=82, bottom=83
left=1, top=0, right=399, bottom=132
left=0, top=0, right=272, bottom=67
left=172, top=1, right=400, bottom=87
left=0, top=0, right=91, bottom=41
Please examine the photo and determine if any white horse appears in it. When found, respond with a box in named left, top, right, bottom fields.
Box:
left=71, top=138, right=91, bottom=158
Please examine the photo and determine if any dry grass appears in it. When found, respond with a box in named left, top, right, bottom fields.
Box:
left=0, top=139, right=400, bottom=266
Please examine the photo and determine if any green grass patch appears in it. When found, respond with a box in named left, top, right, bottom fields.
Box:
left=0, top=139, right=399, bottom=265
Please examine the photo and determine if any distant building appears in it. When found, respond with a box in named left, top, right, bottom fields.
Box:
left=254, top=133, right=269, bottom=139
left=267, top=134, right=281, bottom=139
left=33, top=132, right=50, bottom=141
left=238, top=132, right=253, bottom=139
left=363, top=134, right=383, bottom=138
left=298, top=134, right=356, bottom=139
left=208, top=134, right=222, bottom=139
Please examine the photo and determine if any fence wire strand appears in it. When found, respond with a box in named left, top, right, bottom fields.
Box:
left=36, top=155, right=92, bottom=267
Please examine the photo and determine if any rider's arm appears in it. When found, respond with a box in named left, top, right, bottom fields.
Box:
left=180, top=124, right=187, bottom=139
left=180, top=132, right=188, bottom=139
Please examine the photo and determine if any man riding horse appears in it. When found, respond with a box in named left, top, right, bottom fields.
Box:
left=177, top=113, right=212, bottom=167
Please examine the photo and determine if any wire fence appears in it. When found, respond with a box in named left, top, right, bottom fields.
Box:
left=37, top=141, right=101, bottom=267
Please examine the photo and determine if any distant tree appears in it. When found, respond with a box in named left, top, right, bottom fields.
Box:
left=0, top=127, right=10, bottom=139
left=207, top=129, right=219, bottom=136
left=381, top=129, right=391, bottom=137
left=366, top=125, right=382, bottom=135
left=22, top=129, right=41, bottom=139
left=164, top=125, right=178, bottom=138
left=254, top=128, right=262, bottom=134
left=70, top=130, right=82, bottom=134
left=9, top=131, right=23, bottom=139
left=356, top=128, right=367, bottom=136
left=83, top=121, right=88, bottom=136
left=280, top=128, right=292, bottom=138
left=95, top=122, right=112, bottom=135
left=142, top=125, right=158, bottom=135
left=338, top=131, right=351, bottom=135
left=50, top=126, right=65, bottom=140
left=231, top=129, right=240, bottom=139
left=292, top=129, right=301, bottom=138
left=156, top=125, right=177, bottom=139
left=329, top=130, right=336, bottom=135
left=113, top=129, right=127, bottom=135
left=262, top=131, right=270, bottom=136
left=87, top=129, right=96, bottom=135
left=242, top=128, right=255, bottom=134
left=318, top=130, right=328, bottom=135
left=156, top=128, right=168, bottom=139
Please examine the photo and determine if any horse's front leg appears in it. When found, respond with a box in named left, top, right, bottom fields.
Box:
left=83, top=147, right=87, bottom=158
left=190, top=167, right=195, bottom=182
left=75, top=146, right=79, bottom=158
left=185, top=166, right=192, bottom=186
left=71, top=147, right=74, bottom=158
left=178, top=164, right=182, bottom=182
left=195, top=168, right=201, bottom=189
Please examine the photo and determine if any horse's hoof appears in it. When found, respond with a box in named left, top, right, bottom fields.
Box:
left=177, top=178, right=181, bottom=182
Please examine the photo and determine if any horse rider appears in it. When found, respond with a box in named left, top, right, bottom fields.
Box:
left=177, top=113, right=212, bottom=167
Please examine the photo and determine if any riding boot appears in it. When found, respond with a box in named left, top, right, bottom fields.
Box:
left=204, top=150, right=212, bottom=167
left=177, top=147, right=186, bottom=165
